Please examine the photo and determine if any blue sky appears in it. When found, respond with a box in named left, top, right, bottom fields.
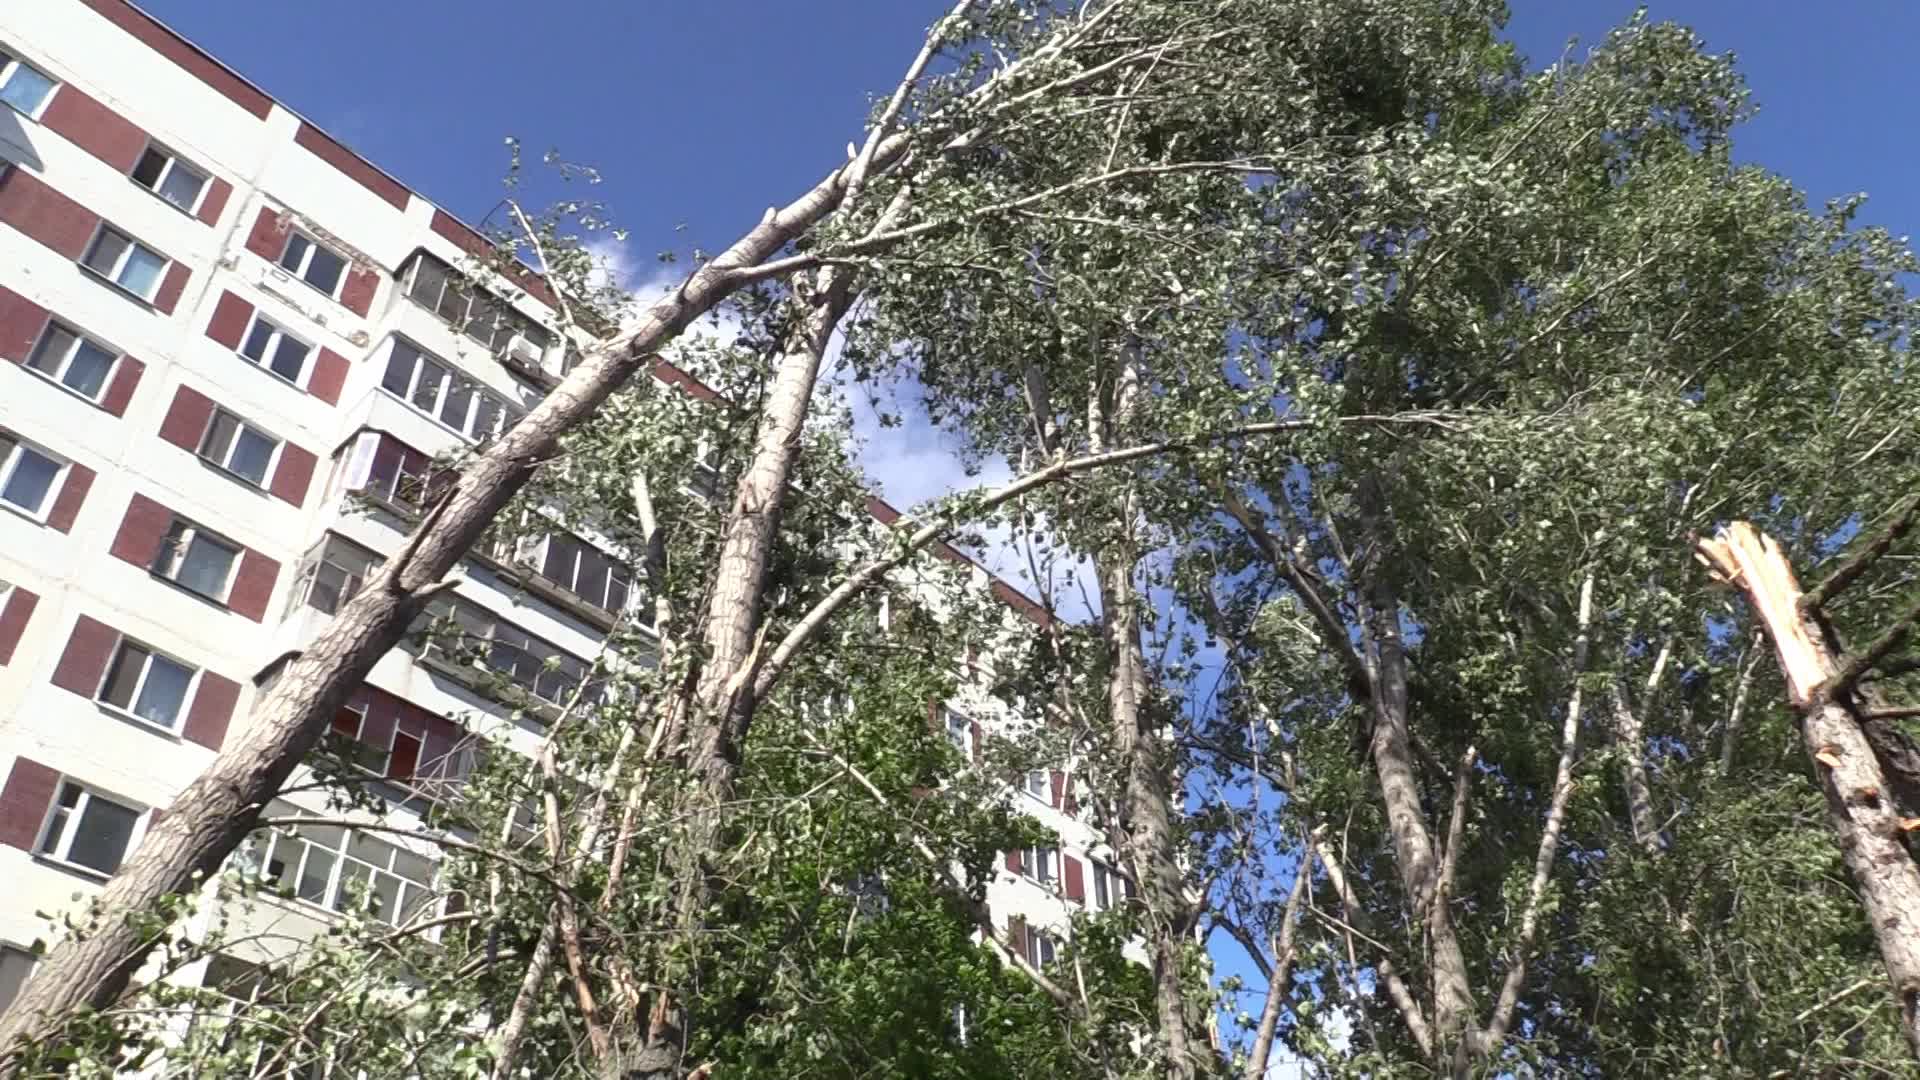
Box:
left=127, top=0, right=1920, bottom=1067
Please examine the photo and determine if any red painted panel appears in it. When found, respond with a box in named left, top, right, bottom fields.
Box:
left=49, top=614, right=117, bottom=698
left=244, top=205, right=288, bottom=261
left=0, top=286, right=49, bottom=364
left=183, top=671, right=241, bottom=750
left=227, top=549, right=280, bottom=623
left=205, top=290, right=253, bottom=349
left=1006, top=848, right=1023, bottom=873
left=197, top=177, right=232, bottom=226
left=970, top=720, right=983, bottom=765
left=429, top=208, right=558, bottom=309
left=269, top=443, right=316, bottom=507
left=1063, top=855, right=1085, bottom=903
left=40, top=84, right=146, bottom=173
left=157, top=384, right=215, bottom=452
left=100, top=357, right=144, bottom=418
left=153, top=262, right=190, bottom=315
left=108, top=492, right=172, bottom=568
left=294, top=122, right=410, bottom=210
left=0, top=167, right=101, bottom=261
left=0, top=757, right=58, bottom=851
left=74, top=0, right=273, bottom=118
left=0, top=585, right=40, bottom=665
left=309, top=348, right=348, bottom=405
left=47, top=463, right=95, bottom=533
left=340, top=266, right=378, bottom=318
left=1049, top=770, right=1065, bottom=810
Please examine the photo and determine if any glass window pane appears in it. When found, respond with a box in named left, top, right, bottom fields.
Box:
left=471, top=395, right=502, bottom=442
left=229, top=427, right=276, bottom=486
left=26, top=325, right=77, bottom=377
left=335, top=860, right=371, bottom=912
left=304, top=245, right=345, bottom=295
left=133, top=654, right=192, bottom=727
left=408, top=256, right=448, bottom=308
left=0, top=64, right=54, bottom=115
left=382, top=343, right=417, bottom=396
left=279, top=234, right=311, bottom=274
left=198, top=412, right=237, bottom=460
left=411, top=359, right=446, bottom=412
left=157, top=162, right=206, bottom=211
left=176, top=535, right=237, bottom=599
left=62, top=340, right=114, bottom=398
left=84, top=230, right=129, bottom=277
left=118, top=245, right=166, bottom=297
left=391, top=849, right=434, bottom=887
left=268, top=336, right=309, bottom=382
left=68, top=796, right=138, bottom=875
left=101, top=643, right=147, bottom=708
left=297, top=847, right=334, bottom=904
left=348, top=833, right=395, bottom=867
left=132, top=148, right=167, bottom=188
left=1, top=448, right=58, bottom=513
left=542, top=534, right=577, bottom=584
left=439, top=380, right=473, bottom=432
left=368, top=871, right=400, bottom=923
left=240, top=320, right=274, bottom=362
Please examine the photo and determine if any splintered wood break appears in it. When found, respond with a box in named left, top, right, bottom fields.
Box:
left=1693, top=523, right=1830, bottom=706
left=1818, top=747, right=1845, bottom=768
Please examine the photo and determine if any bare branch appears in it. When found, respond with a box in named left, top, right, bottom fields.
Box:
left=1244, top=841, right=1315, bottom=1080
left=1803, top=491, right=1920, bottom=615
left=1311, top=836, right=1434, bottom=1058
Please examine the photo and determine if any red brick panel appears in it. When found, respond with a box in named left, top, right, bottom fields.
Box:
left=294, top=123, right=410, bottom=210
left=269, top=443, right=316, bottom=507
left=243, top=205, right=288, bottom=261
left=108, top=493, right=171, bottom=569
left=1063, top=855, right=1085, bottom=903
left=309, top=347, right=348, bottom=405
left=153, top=262, right=190, bottom=315
left=183, top=671, right=241, bottom=750
left=0, top=757, right=58, bottom=851
left=1005, top=849, right=1022, bottom=874
left=74, top=0, right=273, bottom=118
left=197, top=177, right=232, bottom=226
left=46, top=463, right=95, bottom=533
left=0, top=585, right=39, bottom=665
left=205, top=290, right=253, bottom=349
left=430, top=209, right=558, bottom=309
left=40, top=84, right=147, bottom=173
left=157, top=384, right=215, bottom=452
left=1049, top=769, right=1065, bottom=810
left=1007, top=916, right=1029, bottom=959
left=339, top=266, right=378, bottom=318
left=227, top=549, right=280, bottom=623
left=970, top=720, right=983, bottom=765
left=100, top=357, right=144, bottom=418
left=0, top=286, right=49, bottom=363
left=0, top=167, right=101, bottom=261
left=50, top=614, right=118, bottom=698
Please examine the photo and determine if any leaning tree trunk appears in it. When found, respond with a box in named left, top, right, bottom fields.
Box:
left=0, top=152, right=890, bottom=1073
left=1695, top=522, right=1920, bottom=1061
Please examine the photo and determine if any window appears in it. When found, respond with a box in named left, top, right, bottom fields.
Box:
left=277, top=232, right=347, bottom=298
left=99, top=637, right=195, bottom=729
left=688, top=445, right=722, bottom=501
left=536, top=532, right=636, bottom=614
left=298, top=538, right=380, bottom=616
left=0, top=47, right=56, bottom=117
left=198, top=409, right=280, bottom=487
left=37, top=781, right=141, bottom=876
left=403, top=252, right=553, bottom=357
left=326, top=700, right=392, bottom=775
left=237, top=314, right=312, bottom=385
left=151, top=517, right=240, bottom=602
left=358, top=434, right=447, bottom=512
left=26, top=322, right=118, bottom=401
left=0, top=944, right=32, bottom=1014
left=418, top=597, right=598, bottom=708
left=130, top=146, right=208, bottom=214
left=945, top=709, right=973, bottom=757
left=255, top=804, right=436, bottom=927
left=1024, top=770, right=1050, bottom=802
left=1021, top=846, right=1058, bottom=888
left=1024, top=926, right=1057, bottom=968
left=381, top=340, right=523, bottom=442
left=0, top=434, right=63, bottom=518
left=1090, top=859, right=1137, bottom=912
left=82, top=226, right=169, bottom=301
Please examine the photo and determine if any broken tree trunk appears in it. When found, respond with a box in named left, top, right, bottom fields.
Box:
left=1694, top=522, right=1920, bottom=1060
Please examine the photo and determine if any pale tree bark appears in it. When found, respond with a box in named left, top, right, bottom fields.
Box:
left=1242, top=842, right=1314, bottom=1080
left=1695, top=522, right=1920, bottom=1061
left=1608, top=637, right=1670, bottom=856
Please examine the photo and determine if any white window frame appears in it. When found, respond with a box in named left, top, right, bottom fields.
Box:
left=0, top=46, right=57, bottom=120
left=1022, top=845, right=1059, bottom=888
left=1023, top=770, right=1050, bottom=803
left=97, top=635, right=198, bottom=732
left=1025, top=926, right=1057, bottom=968
left=36, top=779, right=145, bottom=879
left=197, top=407, right=283, bottom=489
left=236, top=312, right=313, bottom=386
left=380, top=338, right=521, bottom=443
left=151, top=517, right=242, bottom=603
left=0, top=942, right=33, bottom=1016
left=130, top=142, right=209, bottom=216
left=81, top=225, right=170, bottom=302
left=25, top=321, right=120, bottom=403
left=0, top=433, right=67, bottom=522
left=1089, top=859, right=1136, bottom=912
left=277, top=231, right=348, bottom=300
left=944, top=708, right=974, bottom=757
left=254, top=806, right=439, bottom=930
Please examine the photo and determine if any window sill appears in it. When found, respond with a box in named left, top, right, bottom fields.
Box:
left=266, top=265, right=351, bottom=314
left=76, top=263, right=159, bottom=309
left=146, top=566, right=237, bottom=614
left=192, top=452, right=272, bottom=497
left=128, top=175, right=205, bottom=221
left=232, top=349, right=312, bottom=396
left=15, top=363, right=113, bottom=412
left=0, top=498, right=52, bottom=529
left=94, top=700, right=186, bottom=741
left=31, top=853, right=112, bottom=883
left=414, top=646, right=560, bottom=726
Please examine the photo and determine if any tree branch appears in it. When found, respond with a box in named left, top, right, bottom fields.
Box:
left=1244, top=841, right=1315, bottom=1080
left=1311, top=836, right=1434, bottom=1058
left=1803, top=491, right=1920, bottom=615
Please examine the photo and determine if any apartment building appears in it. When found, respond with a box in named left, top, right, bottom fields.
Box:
left=0, top=0, right=1123, bottom=1037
